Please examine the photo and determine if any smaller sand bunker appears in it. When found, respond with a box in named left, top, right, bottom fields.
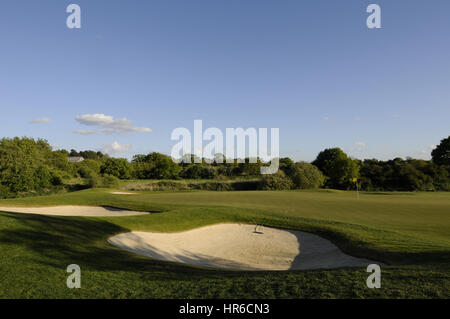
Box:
left=0, top=205, right=149, bottom=217
left=109, top=224, right=377, bottom=270
left=110, top=192, right=135, bottom=195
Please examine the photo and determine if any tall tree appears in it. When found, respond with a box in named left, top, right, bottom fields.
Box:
left=312, top=148, right=359, bottom=189
left=100, top=158, right=131, bottom=179
left=431, top=136, right=450, bottom=166
left=0, top=137, right=57, bottom=195
left=131, top=152, right=180, bottom=179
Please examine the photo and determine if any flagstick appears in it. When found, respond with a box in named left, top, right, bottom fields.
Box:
left=357, top=181, right=359, bottom=200
left=353, top=179, right=359, bottom=200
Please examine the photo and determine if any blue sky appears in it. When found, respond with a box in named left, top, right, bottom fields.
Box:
left=1, top=0, right=449, bottom=161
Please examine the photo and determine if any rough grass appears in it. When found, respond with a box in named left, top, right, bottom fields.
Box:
left=0, top=189, right=449, bottom=298
left=121, top=178, right=261, bottom=191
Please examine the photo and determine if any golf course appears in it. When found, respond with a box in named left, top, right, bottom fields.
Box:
left=0, top=188, right=449, bottom=298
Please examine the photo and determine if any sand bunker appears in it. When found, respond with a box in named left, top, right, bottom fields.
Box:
left=0, top=205, right=148, bottom=217
left=110, top=192, right=135, bottom=195
left=108, top=223, right=376, bottom=270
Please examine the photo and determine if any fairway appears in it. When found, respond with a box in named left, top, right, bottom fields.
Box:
left=0, top=189, right=449, bottom=298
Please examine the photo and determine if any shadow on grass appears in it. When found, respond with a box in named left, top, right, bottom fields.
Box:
left=65, top=184, right=91, bottom=192
left=0, top=211, right=249, bottom=280
left=247, top=217, right=450, bottom=266
left=1, top=210, right=449, bottom=282
left=304, top=226, right=450, bottom=266
left=98, top=205, right=162, bottom=214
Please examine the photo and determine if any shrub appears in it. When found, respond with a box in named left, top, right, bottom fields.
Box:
left=258, top=171, right=293, bottom=190
left=101, top=174, right=120, bottom=188
left=50, top=171, right=64, bottom=186
left=79, top=159, right=101, bottom=174
left=198, top=182, right=232, bottom=191
left=78, top=166, right=94, bottom=179
left=181, top=165, right=203, bottom=179
left=290, top=162, right=325, bottom=189
left=86, top=173, right=102, bottom=188
left=34, top=166, right=53, bottom=188
left=155, top=181, right=183, bottom=191
left=0, top=184, right=11, bottom=198
left=100, top=158, right=131, bottom=179
left=231, top=180, right=260, bottom=190
left=200, top=167, right=218, bottom=179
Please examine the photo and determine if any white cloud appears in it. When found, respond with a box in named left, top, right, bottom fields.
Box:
left=323, top=117, right=336, bottom=123
left=74, top=114, right=151, bottom=134
left=102, top=141, right=132, bottom=155
left=73, top=130, right=97, bottom=135
left=29, top=117, right=51, bottom=124
left=419, top=144, right=436, bottom=155
left=354, top=141, right=366, bottom=152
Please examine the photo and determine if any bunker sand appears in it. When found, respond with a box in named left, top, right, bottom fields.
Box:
left=0, top=205, right=149, bottom=217
left=109, top=223, right=376, bottom=270
left=110, top=192, right=135, bottom=195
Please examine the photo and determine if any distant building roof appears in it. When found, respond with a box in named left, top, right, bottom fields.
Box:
left=68, top=156, right=85, bottom=163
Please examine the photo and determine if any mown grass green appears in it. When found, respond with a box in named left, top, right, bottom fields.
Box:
left=0, top=189, right=449, bottom=298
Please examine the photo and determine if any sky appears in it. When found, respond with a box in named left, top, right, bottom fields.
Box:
left=0, top=0, right=449, bottom=161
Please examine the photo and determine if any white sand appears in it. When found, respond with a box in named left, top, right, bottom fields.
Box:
left=110, top=192, right=135, bottom=195
left=108, top=223, right=376, bottom=270
left=0, top=205, right=148, bottom=217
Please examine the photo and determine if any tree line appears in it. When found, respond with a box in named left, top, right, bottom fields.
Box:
left=0, top=136, right=448, bottom=198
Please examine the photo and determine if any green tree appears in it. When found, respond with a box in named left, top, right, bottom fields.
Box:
left=181, top=165, right=217, bottom=179
left=312, top=148, right=360, bottom=189
left=431, top=136, right=450, bottom=166
left=69, top=149, right=80, bottom=157
left=240, top=158, right=262, bottom=176
left=290, top=162, right=325, bottom=189
left=279, top=157, right=296, bottom=176
left=181, top=165, right=203, bottom=179
left=79, top=150, right=102, bottom=160
left=77, top=159, right=101, bottom=175
left=49, top=150, right=70, bottom=172
left=0, top=137, right=59, bottom=195
left=100, top=158, right=131, bottom=179
left=258, top=171, right=293, bottom=190
left=131, top=152, right=180, bottom=179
